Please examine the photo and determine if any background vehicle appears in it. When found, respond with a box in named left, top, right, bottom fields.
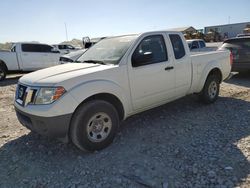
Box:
left=187, top=39, right=206, bottom=50
left=15, top=31, right=231, bottom=152
left=187, top=39, right=219, bottom=52
left=82, top=36, right=106, bottom=48
left=59, top=49, right=87, bottom=64
left=52, top=44, right=80, bottom=54
left=219, top=37, right=250, bottom=72
left=0, top=43, right=61, bottom=81
left=59, top=37, right=106, bottom=64
left=236, top=34, right=250, bottom=38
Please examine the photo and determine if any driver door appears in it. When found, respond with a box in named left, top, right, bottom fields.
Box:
left=128, top=34, right=175, bottom=111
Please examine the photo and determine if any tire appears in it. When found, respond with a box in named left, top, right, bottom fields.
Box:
left=70, top=100, right=119, bottom=152
left=199, top=75, right=220, bottom=104
left=0, top=65, right=7, bottom=81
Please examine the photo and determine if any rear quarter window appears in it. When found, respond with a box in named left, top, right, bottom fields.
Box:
left=199, top=41, right=206, bottom=48
left=169, top=34, right=185, bottom=59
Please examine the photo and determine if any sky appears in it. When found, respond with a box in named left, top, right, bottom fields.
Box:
left=0, top=0, right=250, bottom=44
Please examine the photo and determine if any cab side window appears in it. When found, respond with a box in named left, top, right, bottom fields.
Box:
left=169, top=34, right=186, bottom=59
left=40, top=44, right=53, bottom=52
left=22, top=44, right=53, bottom=53
left=132, top=35, right=168, bottom=67
left=192, top=41, right=199, bottom=49
left=199, top=41, right=206, bottom=48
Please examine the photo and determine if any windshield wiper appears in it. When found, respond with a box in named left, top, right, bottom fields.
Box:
left=82, top=60, right=106, bottom=65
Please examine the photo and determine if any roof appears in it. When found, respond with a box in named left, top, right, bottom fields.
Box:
left=205, top=22, right=250, bottom=28
left=224, top=36, right=250, bottom=43
left=167, top=26, right=196, bottom=32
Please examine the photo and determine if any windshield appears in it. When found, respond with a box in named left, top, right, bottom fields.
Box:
left=77, top=35, right=138, bottom=65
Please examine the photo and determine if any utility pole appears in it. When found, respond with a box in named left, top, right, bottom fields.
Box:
left=64, top=22, right=68, bottom=41
left=228, top=16, right=231, bottom=24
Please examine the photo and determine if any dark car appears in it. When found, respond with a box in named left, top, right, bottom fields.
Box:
left=219, top=37, right=250, bottom=72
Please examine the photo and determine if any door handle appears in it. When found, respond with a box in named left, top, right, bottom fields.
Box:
left=165, top=66, right=174, bottom=71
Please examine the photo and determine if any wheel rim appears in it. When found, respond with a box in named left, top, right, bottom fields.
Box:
left=208, top=81, right=218, bottom=99
left=86, top=112, right=112, bottom=143
left=0, top=70, right=4, bottom=79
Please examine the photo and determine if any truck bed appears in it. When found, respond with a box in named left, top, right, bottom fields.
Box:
left=0, top=51, right=19, bottom=71
left=190, top=50, right=231, bottom=93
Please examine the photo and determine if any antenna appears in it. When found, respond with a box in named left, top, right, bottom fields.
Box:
left=64, top=22, right=68, bottom=41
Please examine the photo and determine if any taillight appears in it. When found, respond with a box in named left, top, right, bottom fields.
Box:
left=230, top=52, right=233, bottom=66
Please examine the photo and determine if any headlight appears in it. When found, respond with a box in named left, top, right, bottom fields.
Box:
left=35, top=87, right=66, bottom=105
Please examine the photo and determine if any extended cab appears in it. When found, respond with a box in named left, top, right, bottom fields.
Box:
left=0, top=43, right=61, bottom=81
left=14, top=31, right=232, bottom=151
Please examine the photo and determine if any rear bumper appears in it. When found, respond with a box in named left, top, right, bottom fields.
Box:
left=224, top=72, right=238, bottom=81
left=15, top=107, right=72, bottom=140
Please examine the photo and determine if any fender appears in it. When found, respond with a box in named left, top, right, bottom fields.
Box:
left=0, top=52, right=19, bottom=71
left=68, top=79, right=131, bottom=119
left=196, top=60, right=222, bottom=93
left=0, top=59, right=8, bottom=71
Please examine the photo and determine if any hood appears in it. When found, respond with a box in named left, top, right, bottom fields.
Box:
left=19, top=63, right=113, bottom=86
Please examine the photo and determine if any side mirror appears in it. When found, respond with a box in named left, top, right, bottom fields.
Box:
left=132, top=52, right=153, bottom=67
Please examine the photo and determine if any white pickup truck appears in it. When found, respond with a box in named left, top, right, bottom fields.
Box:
left=14, top=31, right=232, bottom=151
left=0, top=43, right=61, bottom=81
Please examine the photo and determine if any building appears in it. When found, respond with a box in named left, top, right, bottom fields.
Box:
left=204, top=22, right=250, bottom=39
left=168, top=26, right=197, bottom=34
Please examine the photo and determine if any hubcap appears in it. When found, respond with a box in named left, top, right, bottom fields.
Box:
left=0, top=70, right=4, bottom=79
left=208, top=81, right=218, bottom=99
left=86, top=112, right=112, bottom=142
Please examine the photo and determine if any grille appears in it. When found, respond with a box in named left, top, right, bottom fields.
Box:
left=16, top=85, right=27, bottom=106
left=16, top=84, right=38, bottom=106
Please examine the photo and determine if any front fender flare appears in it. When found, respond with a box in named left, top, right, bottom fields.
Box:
left=68, top=79, right=131, bottom=118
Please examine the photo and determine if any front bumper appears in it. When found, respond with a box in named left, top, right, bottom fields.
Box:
left=15, top=107, right=72, bottom=140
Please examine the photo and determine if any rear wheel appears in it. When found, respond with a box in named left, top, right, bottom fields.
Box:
left=70, top=100, right=119, bottom=152
left=199, top=75, right=220, bottom=104
left=0, top=65, right=7, bottom=81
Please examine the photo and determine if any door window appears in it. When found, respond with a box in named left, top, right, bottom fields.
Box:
left=40, top=45, right=53, bottom=52
left=199, top=41, right=206, bottom=48
left=132, top=35, right=168, bottom=67
left=192, top=41, right=199, bottom=49
left=22, top=44, right=53, bottom=53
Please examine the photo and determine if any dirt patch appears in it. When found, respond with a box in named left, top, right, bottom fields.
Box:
left=0, top=75, right=250, bottom=187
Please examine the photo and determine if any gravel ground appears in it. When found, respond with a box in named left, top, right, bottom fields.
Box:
left=0, top=74, right=249, bottom=188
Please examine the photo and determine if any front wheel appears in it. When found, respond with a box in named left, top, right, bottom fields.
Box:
left=0, top=65, right=7, bottom=81
left=70, top=100, right=119, bottom=152
left=199, top=75, right=220, bottom=104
